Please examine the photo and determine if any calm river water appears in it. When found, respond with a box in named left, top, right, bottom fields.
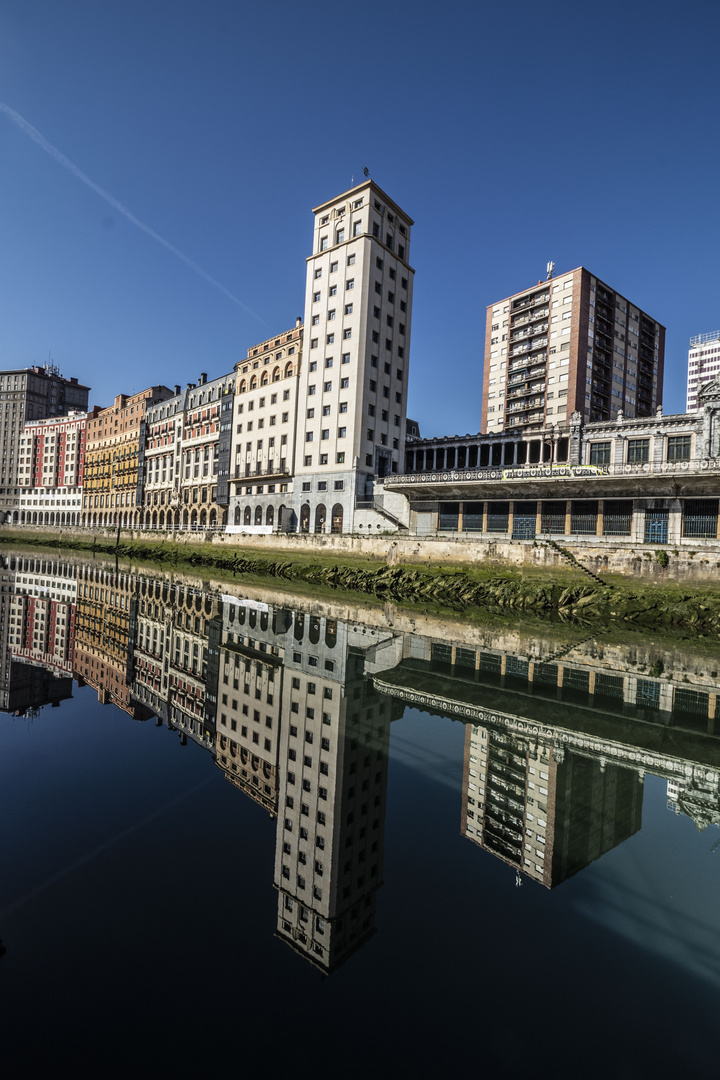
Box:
left=1, top=547, right=719, bottom=1078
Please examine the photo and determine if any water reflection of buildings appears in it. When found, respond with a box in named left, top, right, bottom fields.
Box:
left=5, top=553, right=720, bottom=959
left=373, top=633, right=720, bottom=887
left=74, top=564, right=150, bottom=719
left=0, top=554, right=76, bottom=714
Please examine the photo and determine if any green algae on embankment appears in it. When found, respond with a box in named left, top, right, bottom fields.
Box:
left=2, top=530, right=720, bottom=638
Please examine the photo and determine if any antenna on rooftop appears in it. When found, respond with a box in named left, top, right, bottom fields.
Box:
left=546, top=261, right=555, bottom=281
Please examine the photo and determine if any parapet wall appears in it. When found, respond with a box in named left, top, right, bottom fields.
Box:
left=3, top=524, right=720, bottom=582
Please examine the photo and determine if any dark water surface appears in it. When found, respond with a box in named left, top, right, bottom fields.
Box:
left=1, top=548, right=719, bottom=1079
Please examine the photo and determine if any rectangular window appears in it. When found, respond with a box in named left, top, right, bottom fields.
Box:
left=589, top=442, right=611, bottom=466
left=627, top=438, right=649, bottom=464
left=320, top=237, right=328, bottom=251
left=338, top=427, right=346, bottom=438
left=668, top=435, right=691, bottom=462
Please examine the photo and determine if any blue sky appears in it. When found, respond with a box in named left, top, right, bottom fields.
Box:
left=0, top=0, right=718, bottom=437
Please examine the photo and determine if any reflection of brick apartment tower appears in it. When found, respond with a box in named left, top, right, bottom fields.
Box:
left=273, top=613, right=394, bottom=973
left=461, top=724, right=642, bottom=888
left=481, top=269, right=665, bottom=435
left=0, top=365, right=89, bottom=522
left=686, top=332, right=720, bottom=412
left=293, top=181, right=414, bottom=533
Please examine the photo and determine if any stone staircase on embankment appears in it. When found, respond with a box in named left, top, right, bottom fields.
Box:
left=544, top=539, right=609, bottom=587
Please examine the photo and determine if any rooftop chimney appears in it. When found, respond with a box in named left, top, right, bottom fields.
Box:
left=296, top=317, right=302, bottom=328
left=198, top=372, right=207, bottom=385
left=174, top=384, right=181, bottom=395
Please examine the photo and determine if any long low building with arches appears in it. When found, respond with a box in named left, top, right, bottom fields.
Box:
left=387, top=380, right=720, bottom=545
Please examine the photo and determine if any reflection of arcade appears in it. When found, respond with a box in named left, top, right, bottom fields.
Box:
left=373, top=635, right=720, bottom=886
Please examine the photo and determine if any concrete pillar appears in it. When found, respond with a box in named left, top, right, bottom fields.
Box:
left=536, top=500, right=542, bottom=536
left=482, top=501, right=488, bottom=533
left=624, top=676, right=638, bottom=705
left=513, top=442, right=519, bottom=464
left=597, top=499, right=604, bottom=537
left=564, top=500, right=572, bottom=536
left=508, top=501, right=514, bottom=537
left=500, top=655, right=507, bottom=676
left=557, top=665, right=564, bottom=687
left=632, top=502, right=645, bottom=544
left=588, top=670, right=596, bottom=695
left=659, top=683, right=674, bottom=712
left=528, top=661, right=535, bottom=683
left=458, top=501, right=464, bottom=533
left=668, top=498, right=682, bottom=544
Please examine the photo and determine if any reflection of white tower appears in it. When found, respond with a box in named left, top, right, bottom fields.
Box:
left=273, top=611, right=394, bottom=973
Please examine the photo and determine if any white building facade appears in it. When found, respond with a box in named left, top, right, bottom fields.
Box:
left=292, top=180, right=414, bottom=534
left=687, top=331, right=720, bottom=412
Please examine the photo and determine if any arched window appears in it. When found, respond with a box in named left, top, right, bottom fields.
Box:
left=300, top=503, right=310, bottom=533
left=250, top=375, right=257, bottom=390
left=284, top=361, right=293, bottom=378
left=254, top=505, right=263, bottom=524
left=266, top=506, right=274, bottom=527
left=244, top=506, right=251, bottom=525
left=272, top=367, right=281, bottom=383
left=239, top=379, right=247, bottom=394
left=331, top=503, right=344, bottom=534
left=234, top=505, right=241, bottom=524
left=261, top=371, right=269, bottom=386
left=314, top=504, right=326, bottom=533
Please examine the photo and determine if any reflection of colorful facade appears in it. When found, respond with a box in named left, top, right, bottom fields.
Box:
left=215, top=598, right=289, bottom=813
left=0, top=553, right=78, bottom=713
left=73, top=565, right=146, bottom=718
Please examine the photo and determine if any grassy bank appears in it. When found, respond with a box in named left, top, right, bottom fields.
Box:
left=2, top=529, right=720, bottom=638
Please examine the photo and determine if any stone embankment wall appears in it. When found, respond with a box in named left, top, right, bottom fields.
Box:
left=2, top=524, right=720, bottom=582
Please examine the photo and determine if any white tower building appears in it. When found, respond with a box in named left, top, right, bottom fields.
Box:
left=293, top=180, right=414, bottom=534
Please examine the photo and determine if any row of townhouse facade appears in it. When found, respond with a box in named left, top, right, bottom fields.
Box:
left=4, top=179, right=416, bottom=535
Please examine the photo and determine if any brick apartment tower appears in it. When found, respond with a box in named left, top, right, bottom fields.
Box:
left=481, top=268, right=665, bottom=435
